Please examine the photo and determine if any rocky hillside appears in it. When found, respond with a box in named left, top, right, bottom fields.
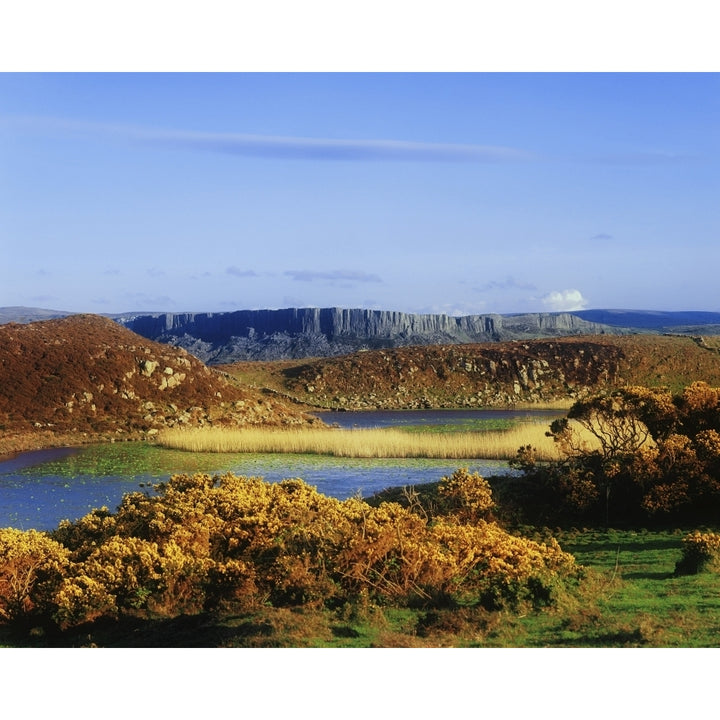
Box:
left=114, top=307, right=622, bottom=362
left=221, top=334, right=720, bottom=411
left=0, top=315, right=312, bottom=453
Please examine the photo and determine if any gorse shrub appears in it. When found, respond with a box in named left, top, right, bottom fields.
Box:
left=0, top=472, right=581, bottom=631
left=0, top=528, right=69, bottom=623
left=675, top=531, right=720, bottom=575
left=437, top=468, right=495, bottom=523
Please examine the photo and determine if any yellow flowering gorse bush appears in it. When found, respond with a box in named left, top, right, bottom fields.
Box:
left=0, top=528, right=69, bottom=622
left=0, top=471, right=581, bottom=629
left=676, top=530, right=720, bottom=575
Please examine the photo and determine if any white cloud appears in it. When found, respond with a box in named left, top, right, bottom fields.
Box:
left=541, top=289, right=588, bottom=312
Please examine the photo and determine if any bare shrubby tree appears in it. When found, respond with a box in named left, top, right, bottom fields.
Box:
left=516, top=384, right=720, bottom=524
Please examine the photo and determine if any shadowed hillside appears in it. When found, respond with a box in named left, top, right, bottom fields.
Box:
left=0, top=315, right=312, bottom=454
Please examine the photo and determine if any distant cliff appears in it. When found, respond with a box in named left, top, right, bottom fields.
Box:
left=114, top=308, right=622, bottom=363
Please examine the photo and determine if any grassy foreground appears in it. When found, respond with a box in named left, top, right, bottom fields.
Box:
left=156, top=423, right=571, bottom=460
left=483, top=526, right=720, bottom=647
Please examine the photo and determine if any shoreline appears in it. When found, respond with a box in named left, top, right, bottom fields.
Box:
left=0, top=429, right=144, bottom=461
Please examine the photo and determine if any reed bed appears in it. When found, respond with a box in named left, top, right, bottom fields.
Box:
left=156, top=423, right=570, bottom=461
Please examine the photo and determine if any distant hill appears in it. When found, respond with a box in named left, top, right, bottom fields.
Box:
left=0, top=314, right=311, bottom=453
left=4, top=313, right=720, bottom=454
left=574, top=309, right=720, bottom=331
left=0, top=306, right=73, bottom=324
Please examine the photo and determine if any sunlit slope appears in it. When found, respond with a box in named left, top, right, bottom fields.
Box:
left=0, top=314, right=312, bottom=449
left=220, top=335, right=720, bottom=410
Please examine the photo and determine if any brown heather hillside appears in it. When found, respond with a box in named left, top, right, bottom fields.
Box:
left=220, top=334, right=720, bottom=411
left=0, top=315, right=312, bottom=454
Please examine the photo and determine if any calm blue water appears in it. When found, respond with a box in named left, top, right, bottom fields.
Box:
left=313, top=408, right=561, bottom=429
left=0, top=409, right=556, bottom=531
left=0, top=448, right=162, bottom=532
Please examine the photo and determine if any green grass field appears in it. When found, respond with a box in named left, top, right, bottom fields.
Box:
left=477, top=527, right=720, bottom=648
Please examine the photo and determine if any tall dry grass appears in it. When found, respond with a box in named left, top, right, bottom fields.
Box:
left=156, top=423, right=573, bottom=461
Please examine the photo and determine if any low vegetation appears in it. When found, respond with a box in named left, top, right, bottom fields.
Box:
left=501, top=526, right=720, bottom=648
left=675, top=530, right=720, bottom=575
left=3, top=469, right=720, bottom=647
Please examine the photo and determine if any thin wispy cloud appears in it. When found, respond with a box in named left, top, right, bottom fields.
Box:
left=4, top=115, right=533, bottom=164
left=285, top=270, right=383, bottom=283
left=416, top=302, right=489, bottom=317
left=121, top=292, right=176, bottom=310
left=7, top=115, right=694, bottom=167
left=472, top=276, right=537, bottom=293
left=226, top=267, right=259, bottom=278
left=282, top=296, right=306, bottom=307
left=29, top=294, right=57, bottom=304
left=591, top=233, right=613, bottom=241
left=153, top=131, right=532, bottom=163
left=587, top=150, right=691, bottom=165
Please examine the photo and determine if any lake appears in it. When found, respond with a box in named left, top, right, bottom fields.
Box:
left=0, top=409, right=559, bottom=531
left=313, top=407, right=562, bottom=430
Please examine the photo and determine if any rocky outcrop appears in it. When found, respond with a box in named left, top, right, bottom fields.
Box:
left=115, top=308, right=621, bottom=363
left=235, top=334, right=720, bottom=412
left=273, top=339, right=628, bottom=410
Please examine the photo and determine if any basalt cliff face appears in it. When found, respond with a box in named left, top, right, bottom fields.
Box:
left=116, top=308, right=620, bottom=363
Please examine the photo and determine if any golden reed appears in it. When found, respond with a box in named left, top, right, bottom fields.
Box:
left=156, top=423, right=569, bottom=461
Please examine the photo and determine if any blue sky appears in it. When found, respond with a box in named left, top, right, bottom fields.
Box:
left=1, top=72, right=718, bottom=315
